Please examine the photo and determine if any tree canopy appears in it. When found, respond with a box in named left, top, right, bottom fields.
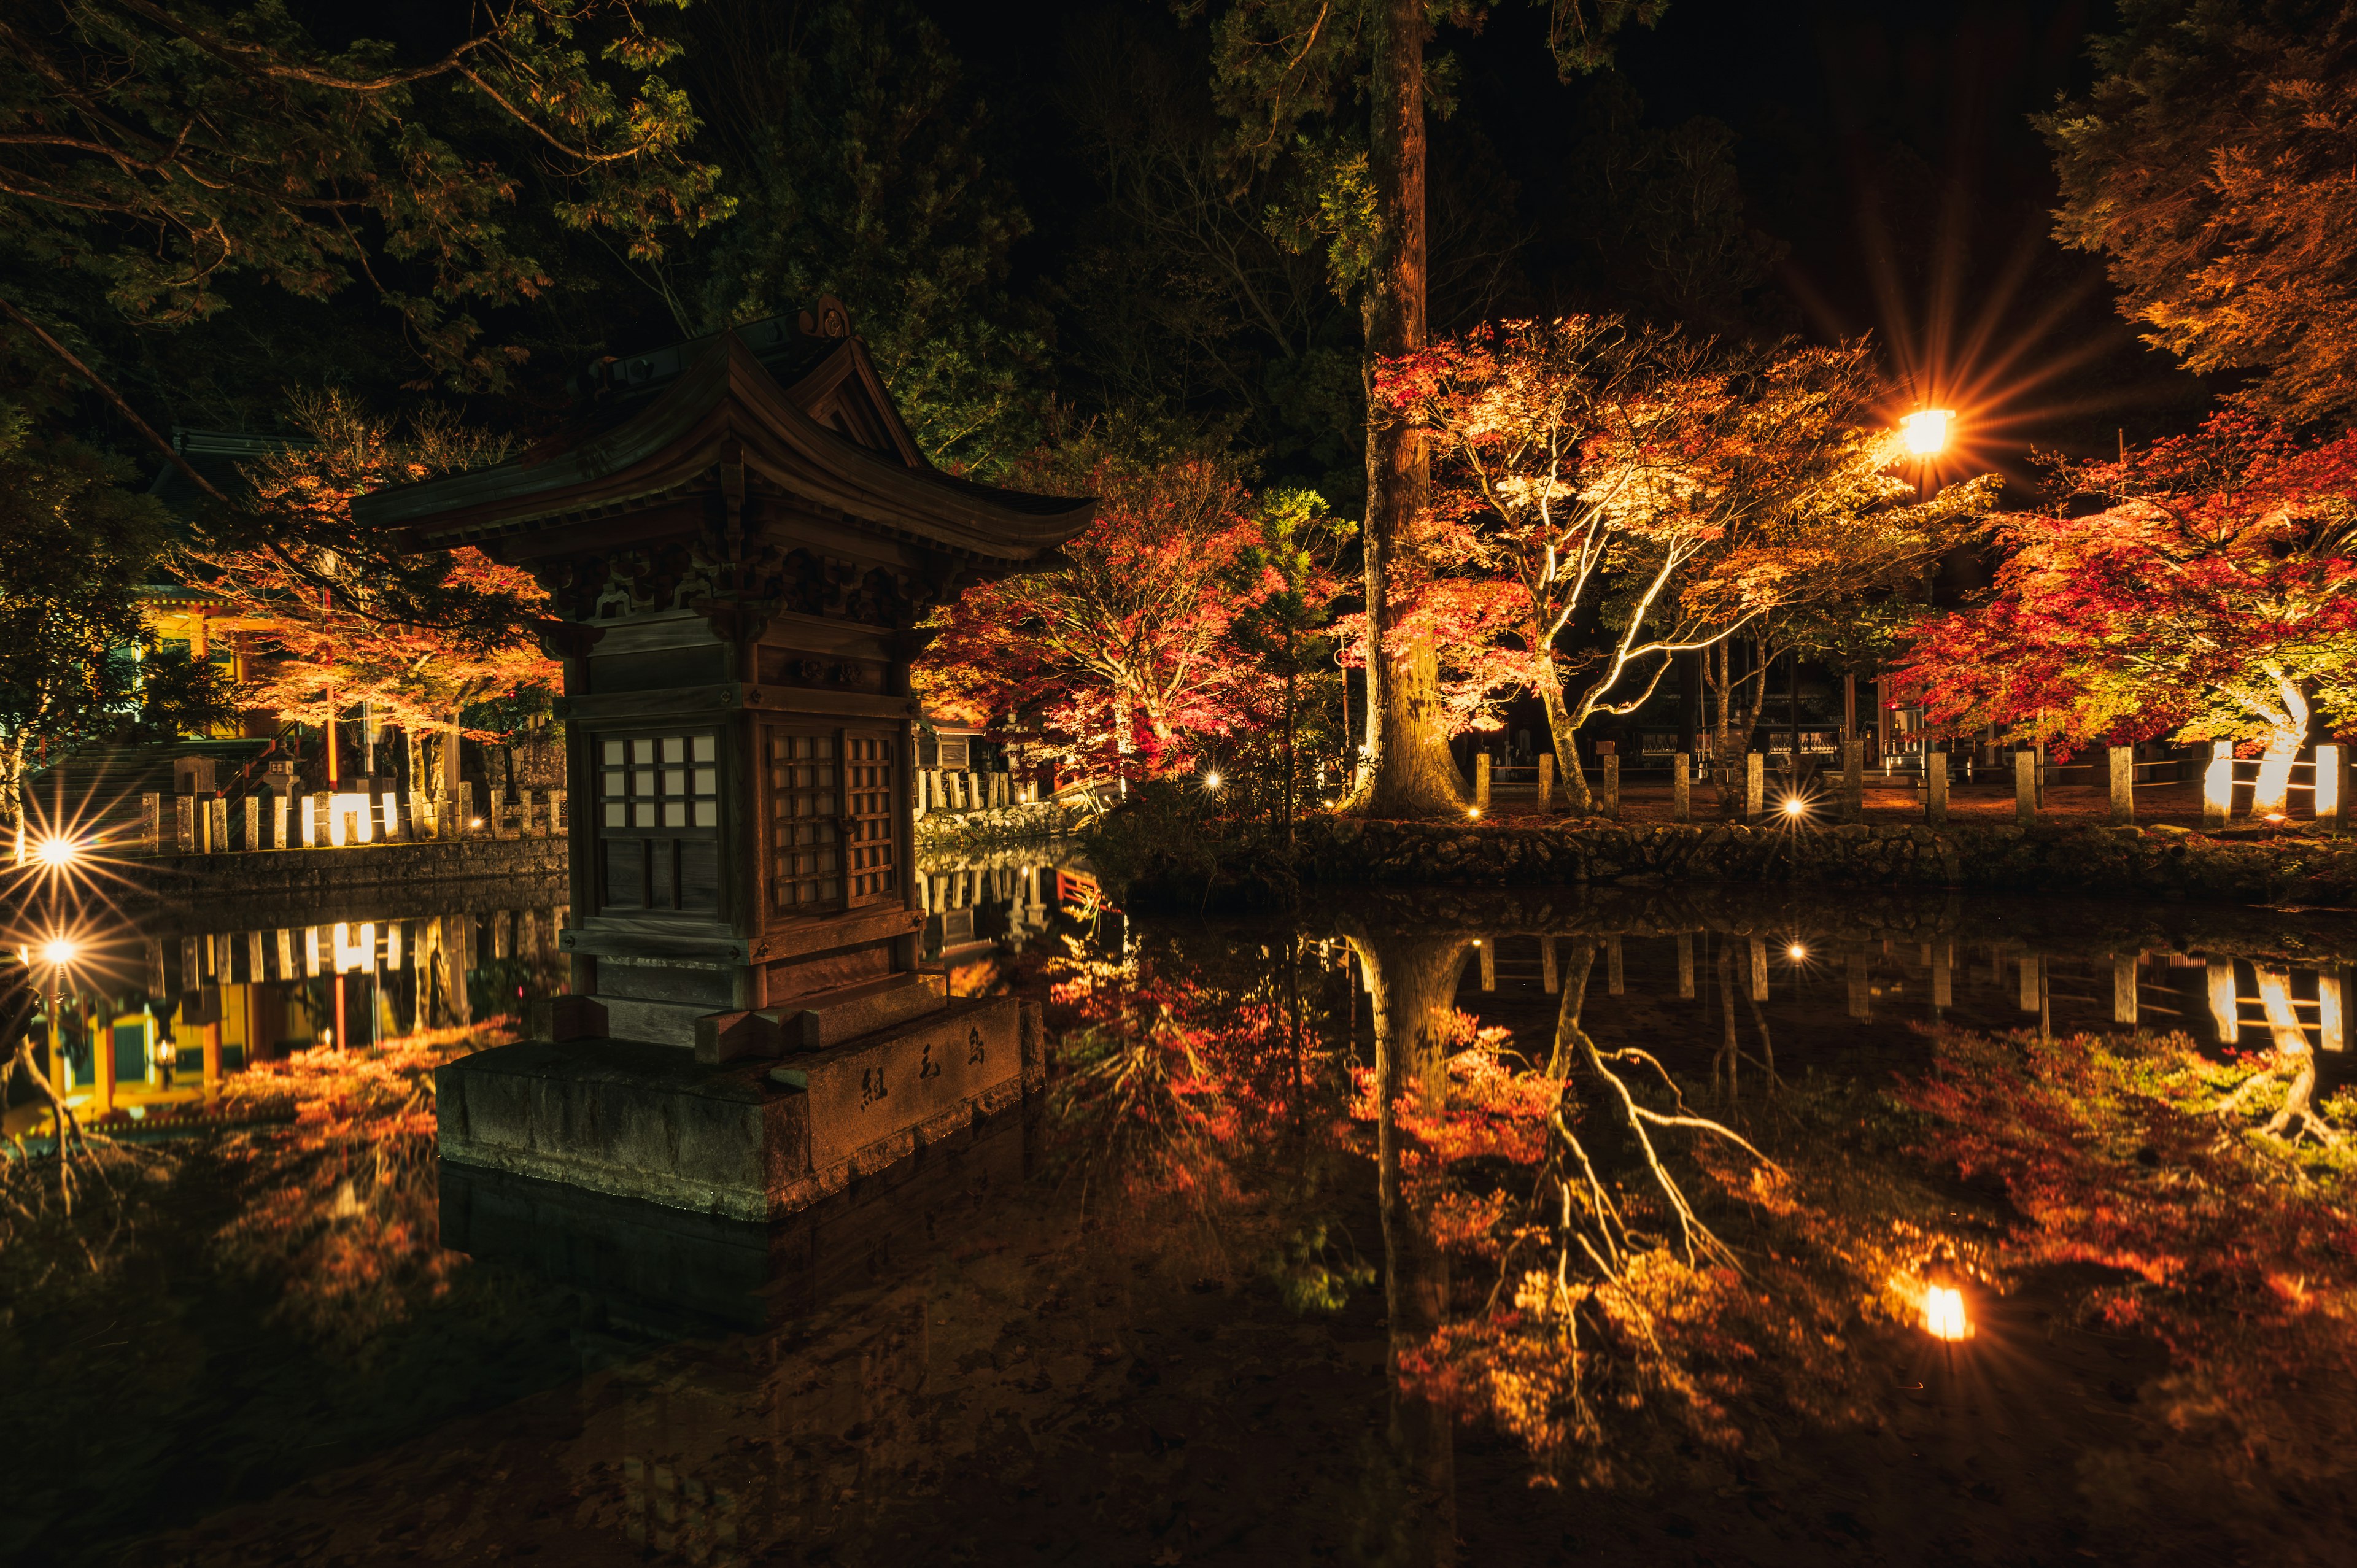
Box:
left=2043, top=0, right=2357, bottom=425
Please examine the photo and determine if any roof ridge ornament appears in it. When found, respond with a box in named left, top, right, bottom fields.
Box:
left=798, top=295, right=852, bottom=339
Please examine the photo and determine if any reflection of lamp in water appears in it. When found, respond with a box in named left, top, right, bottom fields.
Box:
left=1466, top=806, right=1482, bottom=820
left=1923, top=1284, right=1971, bottom=1342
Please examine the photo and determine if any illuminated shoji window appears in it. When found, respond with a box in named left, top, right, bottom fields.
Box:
left=597, top=732, right=721, bottom=914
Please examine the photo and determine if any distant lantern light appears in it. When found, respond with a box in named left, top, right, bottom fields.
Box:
left=1204, top=771, right=1222, bottom=790
left=1466, top=806, right=1482, bottom=820
left=1923, top=1284, right=1971, bottom=1342
left=1781, top=796, right=1808, bottom=819
left=40, top=938, right=76, bottom=967
left=34, top=836, right=79, bottom=869
left=1901, top=409, right=1954, bottom=457
left=1787, top=943, right=1808, bottom=961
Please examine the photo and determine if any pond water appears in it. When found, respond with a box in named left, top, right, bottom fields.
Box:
left=4, top=855, right=2355, bottom=1567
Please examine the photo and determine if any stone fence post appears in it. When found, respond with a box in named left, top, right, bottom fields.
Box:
left=2014, top=751, right=2037, bottom=824
left=2109, top=745, right=2135, bottom=824
left=1537, top=755, right=1554, bottom=814
left=1744, top=753, right=1763, bottom=822
left=1474, top=753, right=1491, bottom=813
left=1601, top=754, right=1619, bottom=819
left=1925, top=751, right=1948, bottom=824
left=1671, top=753, right=1689, bottom=822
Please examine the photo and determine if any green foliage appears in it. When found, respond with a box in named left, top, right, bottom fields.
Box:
left=0, top=342, right=231, bottom=816
left=1264, top=1222, right=1376, bottom=1312
left=2042, top=0, right=2357, bottom=422
left=680, top=0, right=1045, bottom=470
left=0, top=0, right=732, bottom=393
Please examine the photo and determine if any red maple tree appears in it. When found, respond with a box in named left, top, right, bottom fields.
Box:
left=1893, top=414, right=2357, bottom=809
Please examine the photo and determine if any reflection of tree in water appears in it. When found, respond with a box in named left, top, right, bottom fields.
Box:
left=212, top=1022, right=517, bottom=1351
left=1342, top=917, right=1818, bottom=1487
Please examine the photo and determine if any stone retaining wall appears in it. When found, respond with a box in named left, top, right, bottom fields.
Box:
left=1279, top=818, right=2357, bottom=908
left=127, top=835, right=565, bottom=902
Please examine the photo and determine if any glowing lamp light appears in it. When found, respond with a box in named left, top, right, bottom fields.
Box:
left=34, top=836, right=80, bottom=869
left=1923, top=1284, right=1972, bottom=1342
left=1787, top=943, right=1808, bottom=961
left=40, top=938, right=77, bottom=967
left=1900, top=408, right=1955, bottom=457
left=469, top=817, right=484, bottom=828
left=1204, top=771, right=1223, bottom=790
left=1466, top=806, right=1482, bottom=820
left=1781, top=797, right=1808, bottom=818
left=2263, top=812, right=2286, bottom=825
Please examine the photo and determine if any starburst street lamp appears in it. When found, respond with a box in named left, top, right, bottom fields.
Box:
left=33, top=836, right=80, bottom=870
left=1900, top=408, right=1954, bottom=457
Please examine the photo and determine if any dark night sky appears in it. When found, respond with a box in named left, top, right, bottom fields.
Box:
left=928, top=0, right=2214, bottom=479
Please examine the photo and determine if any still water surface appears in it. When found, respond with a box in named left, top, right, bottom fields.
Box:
left=4, top=857, right=2355, bottom=1567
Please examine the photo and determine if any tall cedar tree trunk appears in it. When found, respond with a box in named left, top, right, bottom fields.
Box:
left=1347, top=0, right=1468, bottom=819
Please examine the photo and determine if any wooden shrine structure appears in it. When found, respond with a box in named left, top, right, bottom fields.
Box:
left=355, top=301, right=1091, bottom=1221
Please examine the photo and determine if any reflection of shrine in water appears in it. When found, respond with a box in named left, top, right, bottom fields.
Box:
left=915, top=840, right=1104, bottom=993
left=4, top=884, right=572, bottom=1137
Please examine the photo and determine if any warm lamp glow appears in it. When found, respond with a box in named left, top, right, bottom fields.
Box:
left=1923, top=1284, right=1971, bottom=1342
left=1781, top=796, right=1808, bottom=818
left=1787, top=943, right=1808, bottom=960
left=1204, top=771, right=1222, bottom=790
left=1900, top=408, right=1954, bottom=457
left=40, top=938, right=76, bottom=967
left=1466, top=806, right=1482, bottom=819
left=33, top=836, right=79, bottom=868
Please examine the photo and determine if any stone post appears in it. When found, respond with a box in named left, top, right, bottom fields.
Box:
left=1475, top=753, right=1492, bottom=813
left=1671, top=754, right=1690, bottom=822
left=1536, top=755, right=1554, bottom=814
left=1479, top=939, right=1496, bottom=991
left=457, top=780, right=475, bottom=835
left=174, top=795, right=195, bottom=854
left=2014, top=751, right=2037, bottom=824
left=142, top=793, right=160, bottom=854
left=1748, top=937, right=1768, bottom=1000
left=489, top=786, right=508, bottom=838
left=1601, top=754, right=1619, bottom=819
left=244, top=796, right=260, bottom=851
left=2317, top=742, right=2347, bottom=833
left=2108, top=744, right=2135, bottom=824
left=1744, top=753, right=1764, bottom=822
left=2207, top=958, right=2238, bottom=1043
left=343, top=808, right=362, bottom=847
left=273, top=794, right=288, bottom=850
left=1925, top=752, right=1948, bottom=824
left=1840, top=740, right=1864, bottom=824
left=2203, top=740, right=2232, bottom=828
left=2113, top=953, right=2139, bottom=1024
left=209, top=797, right=228, bottom=854
left=307, top=792, right=327, bottom=846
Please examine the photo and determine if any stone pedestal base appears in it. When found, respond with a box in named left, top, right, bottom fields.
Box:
left=439, top=1103, right=1028, bottom=1330
left=436, top=995, right=1034, bottom=1224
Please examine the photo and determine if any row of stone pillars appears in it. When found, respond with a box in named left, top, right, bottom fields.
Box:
left=1465, top=740, right=2355, bottom=829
